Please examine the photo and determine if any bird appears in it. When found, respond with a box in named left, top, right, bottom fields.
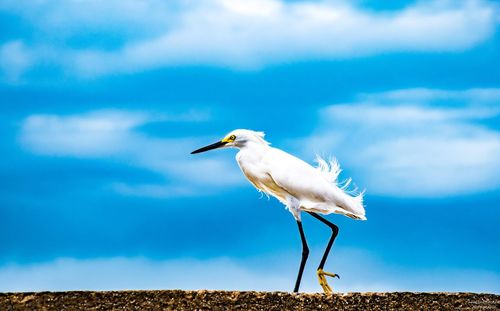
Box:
left=191, top=129, right=366, bottom=293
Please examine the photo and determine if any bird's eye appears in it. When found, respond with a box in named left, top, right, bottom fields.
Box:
left=229, top=135, right=236, bottom=141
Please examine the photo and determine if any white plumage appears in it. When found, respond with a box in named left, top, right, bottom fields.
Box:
left=227, top=129, right=365, bottom=221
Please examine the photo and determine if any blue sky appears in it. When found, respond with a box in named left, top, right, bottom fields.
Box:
left=0, top=0, right=499, bottom=293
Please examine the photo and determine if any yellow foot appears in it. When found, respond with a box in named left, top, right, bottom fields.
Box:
left=317, top=268, right=339, bottom=294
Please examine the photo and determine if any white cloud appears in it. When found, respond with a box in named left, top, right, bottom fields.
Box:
left=0, top=0, right=498, bottom=77
left=19, top=109, right=244, bottom=198
left=0, top=41, right=33, bottom=83
left=0, top=256, right=293, bottom=293
left=71, top=0, right=500, bottom=75
left=20, top=110, right=149, bottom=157
left=297, top=88, right=500, bottom=197
left=0, top=250, right=498, bottom=293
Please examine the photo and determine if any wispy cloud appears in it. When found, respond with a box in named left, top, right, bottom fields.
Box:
left=1, top=250, right=498, bottom=293
left=297, top=88, right=500, bottom=197
left=20, top=110, right=150, bottom=157
left=1, top=0, right=498, bottom=78
left=0, top=41, right=33, bottom=83
left=19, top=109, right=243, bottom=198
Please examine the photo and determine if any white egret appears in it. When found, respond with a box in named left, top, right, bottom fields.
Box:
left=191, top=129, right=366, bottom=293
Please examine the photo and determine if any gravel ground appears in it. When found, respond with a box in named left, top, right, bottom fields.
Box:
left=1, top=290, right=499, bottom=310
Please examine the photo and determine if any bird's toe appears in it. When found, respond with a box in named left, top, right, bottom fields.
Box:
left=317, top=269, right=338, bottom=294
left=322, top=270, right=340, bottom=279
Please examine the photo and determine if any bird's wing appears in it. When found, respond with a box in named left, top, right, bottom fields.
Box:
left=263, top=147, right=332, bottom=202
left=263, top=147, right=366, bottom=219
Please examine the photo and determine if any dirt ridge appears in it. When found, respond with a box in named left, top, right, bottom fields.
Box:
left=1, top=290, right=499, bottom=310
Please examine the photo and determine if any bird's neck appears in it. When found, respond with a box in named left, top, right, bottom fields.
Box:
left=236, top=141, right=269, bottom=165
left=239, top=140, right=270, bottom=151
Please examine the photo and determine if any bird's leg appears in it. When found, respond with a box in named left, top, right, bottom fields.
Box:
left=307, top=212, right=340, bottom=294
left=293, top=220, right=309, bottom=293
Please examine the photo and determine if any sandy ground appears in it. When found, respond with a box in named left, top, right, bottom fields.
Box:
left=1, top=290, right=499, bottom=310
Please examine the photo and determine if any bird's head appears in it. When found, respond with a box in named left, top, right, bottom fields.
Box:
left=191, top=129, right=269, bottom=154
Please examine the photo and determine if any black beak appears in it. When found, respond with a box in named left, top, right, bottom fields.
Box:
left=191, top=141, right=227, bottom=154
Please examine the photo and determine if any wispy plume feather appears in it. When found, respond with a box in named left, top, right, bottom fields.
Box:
left=315, top=155, right=364, bottom=205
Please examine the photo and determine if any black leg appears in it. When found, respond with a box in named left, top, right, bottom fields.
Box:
left=293, top=220, right=309, bottom=293
left=307, top=212, right=339, bottom=271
